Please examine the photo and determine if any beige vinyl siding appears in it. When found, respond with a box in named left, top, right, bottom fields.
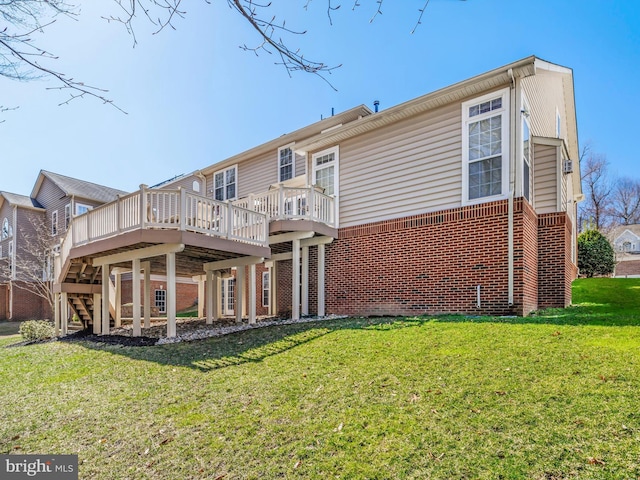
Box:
left=14, top=208, right=44, bottom=282
left=157, top=174, right=204, bottom=194
left=532, top=142, right=558, bottom=213
left=34, top=177, right=67, bottom=241
left=521, top=74, right=567, bottom=140
left=336, top=102, right=462, bottom=228
left=560, top=152, right=569, bottom=212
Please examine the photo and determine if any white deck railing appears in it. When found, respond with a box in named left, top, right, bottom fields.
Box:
left=68, top=186, right=269, bottom=249
left=232, top=185, right=335, bottom=226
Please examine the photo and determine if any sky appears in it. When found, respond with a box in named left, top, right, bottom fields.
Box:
left=1, top=0, right=639, bottom=196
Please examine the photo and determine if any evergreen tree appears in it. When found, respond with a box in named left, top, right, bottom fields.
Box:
left=577, top=229, right=616, bottom=277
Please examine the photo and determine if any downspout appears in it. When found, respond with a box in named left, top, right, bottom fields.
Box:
left=507, top=68, right=516, bottom=307
left=9, top=204, right=17, bottom=319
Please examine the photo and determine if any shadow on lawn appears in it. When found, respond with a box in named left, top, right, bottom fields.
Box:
left=66, top=304, right=640, bottom=371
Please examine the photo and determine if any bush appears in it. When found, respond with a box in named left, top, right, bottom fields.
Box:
left=578, top=229, right=616, bottom=277
left=19, top=320, right=56, bottom=342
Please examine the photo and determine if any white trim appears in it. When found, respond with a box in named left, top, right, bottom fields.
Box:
left=278, top=143, right=296, bottom=183
left=155, top=288, right=167, bottom=314
left=521, top=93, right=532, bottom=203
left=51, top=210, right=59, bottom=236
left=262, top=271, right=270, bottom=308
left=312, top=145, right=340, bottom=227
left=212, top=164, right=238, bottom=201
left=555, top=107, right=561, bottom=138
left=461, top=88, right=510, bottom=206
left=64, top=204, right=71, bottom=231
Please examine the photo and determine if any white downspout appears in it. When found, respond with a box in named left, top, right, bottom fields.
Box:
left=508, top=68, right=516, bottom=307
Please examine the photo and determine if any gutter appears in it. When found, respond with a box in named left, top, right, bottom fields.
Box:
left=508, top=68, right=516, bottom=307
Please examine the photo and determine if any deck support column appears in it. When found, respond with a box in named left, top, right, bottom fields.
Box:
left=61, top=292, right=68, bottom=336
left=271, top=263, right=277, bottom=316
left=101, top=266, right=110, bottom=335
left=93, top=293, right=102, bottom=335
left=166, top=252, right=177, bottom=338
left=143, top=262, right=151, bottom=329
left=249, top=263, right=256, bottom=324
left=198, top=277, right=205, bottom=319
left=206, top=271, right=214, bottom=324
left=301, top=246, right=309, bottom=316
left=292, top=238, right=301, bottom=320
left=114, top=272, right=122, bottom=328
left=132, top=259, right=141, bottom=337
left=54, top=293, right=60, bottom=336
left=318, top=244, right=326, bottom=317
left=235, top=266, right=244, bottom=323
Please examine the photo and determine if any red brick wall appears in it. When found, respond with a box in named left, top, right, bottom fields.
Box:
left=519, top=200, right=539, bottom=314
left=120, top=279, right=198, bottom=314
left=8, top=282, right=51, bottom=320
left=537, top=212, right=575, bottom=309
left=324, top=200, right=525, bottom=317
left=0, top=284, right=7, bottom=320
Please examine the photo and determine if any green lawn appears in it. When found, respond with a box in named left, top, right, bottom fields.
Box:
left=1, top=278, right=639, bottom=479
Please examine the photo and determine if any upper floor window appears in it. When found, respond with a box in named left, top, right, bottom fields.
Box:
left=462, top=89, right=509, bottom=204
left=76, top=203, right=92, bottom=216
left=556, top=108, right=561, bottom=138
left=51, top=210, right=58, bottom=236
left=278, top=146, right=295, bottom=182
left=213, top=165, right=237, bottom=201
left=522, top=103, right=531, bottom=203
left=65, top=204, right=71, bottom=231
left=1, top=218, right=10, bottom=239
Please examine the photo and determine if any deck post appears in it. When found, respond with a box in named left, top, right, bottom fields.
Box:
left=301, top=246, right=309, bottom=316
left=54, top=293, right=60, bottom=336
left=114, top=272, right=122, bottom=327
left=318, top=243, right=326, bottom=317
left=140, top=185, right=148, bottom=229
left=235, top=266, right=244, bottom=323
left=101, top=266, right=110, bottom=335
left=93, top=293, right=102, bottom=335
left=249, top=263, right=256, bottom=324
left=132, top=258, right=141, bottom=337
left=167, top=252, right=177, bottom=338
left=198, top=277, right=205, bottom=318
left=206, top=270, right=214, bottom=325
left=215, top=272, right=222, bottom=319
left=61, top=292, right=68, bottom=335
left=143, top=262, right=151, bottom=329
left=271, top=262, right=277, bottom=316
left=292, top=238, right=301, bottom=320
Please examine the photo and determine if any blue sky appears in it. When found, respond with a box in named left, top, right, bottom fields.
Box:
left=1, top=0, right=638, bottom=195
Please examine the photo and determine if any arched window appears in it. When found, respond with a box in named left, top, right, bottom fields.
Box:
left=1, top=218, right=10, bottom=239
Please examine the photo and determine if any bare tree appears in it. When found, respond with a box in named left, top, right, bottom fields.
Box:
left=579, top=150, right=613, bottom=232
left=610, top=177, right=640, bottom=226
left=2, top=1, right=451, bottom=107
left=0, top=214, right=55, bottom=314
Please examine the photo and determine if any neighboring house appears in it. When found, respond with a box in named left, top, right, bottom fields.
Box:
left=609, top=225, right=640, bottom=277
left=0, top=171, right=127, bottom=321
left=52, top=56, right=582, bottom=338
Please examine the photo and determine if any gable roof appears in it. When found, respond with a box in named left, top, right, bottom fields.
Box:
left=610, top=225, right=640, bottom=242
left=0, top=191, right=45, bottom=211
left=31, top=170, right=128, bottom=204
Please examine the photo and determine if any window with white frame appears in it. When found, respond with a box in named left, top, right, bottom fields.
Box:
left=155, top=289, right=167, bottom=314
left=51, top=210, right=58, bottom=236
left=1, top=218, right=10, bottom=239
left=64, top=204, right=71, bottom=231
left=278, top=146, right=295, bottom=182
left=0, top=245, right=2, bottom=258
left=462, top=90, right=509, bottom=203
left=76, top=203, right=92, bottom=215
left=213, top=165, right=237, bottom=201
left=522, top=101, right=531, bottom=203
left=312, top=146, right=339, bottom=196
left=8, top=240, right=13, bottom=276
left=262, top=271, right=270, bottom=307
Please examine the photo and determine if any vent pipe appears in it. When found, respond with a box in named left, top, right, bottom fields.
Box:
left=373, top=100, right=380, bottom=113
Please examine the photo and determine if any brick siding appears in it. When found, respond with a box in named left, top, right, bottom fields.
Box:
left=537, top=212, right=575, bottom=309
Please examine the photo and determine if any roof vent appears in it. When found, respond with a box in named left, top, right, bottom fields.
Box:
left=563, top=159, right=573, bottom=174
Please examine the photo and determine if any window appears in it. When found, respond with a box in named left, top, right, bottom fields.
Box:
left=462, top=90, right=509, bottom=204
left=623, top=241, right=632, bottom=252
left=278, top=145, right=295, bottom=182
left=522, top=106, right=531, bottom=202
left=65, top=204, right=71, bottom=231
left=155, top=289, right=167, bottom=314
left=556, top=108, right=561, bottom=138
left=51, top=210, right=58, bottom=236
left=312, top=146, right=339, bottom=196
left=192, top=180, right=200, bottom=193
left=1, top=218, right=10, bottom=239
left=213, top=166, right=237, bottom=201
left=75, top=204, right=91, bottom=215
left=8, top=241, right=13, bottom=276
left=0, top=246, right=2, bottom=258
left=262, top=271, right=270, bottom=307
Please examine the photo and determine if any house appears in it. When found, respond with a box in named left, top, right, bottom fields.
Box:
left=51, top=55, right=582, bottom=337
left=609, top=225, right=640, bottom=277
left=0, top=171, right=128, bottom=320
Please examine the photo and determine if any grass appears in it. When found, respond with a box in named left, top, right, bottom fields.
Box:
left=1, top=278, right=639, bottom=479
left=0, top=320, right=21, bottom=337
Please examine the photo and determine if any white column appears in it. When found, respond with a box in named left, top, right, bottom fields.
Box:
left=301, top=246, right=309, bottom=316
left=272, top=262, right=277, bottom=316
left=61, top=292, right=68, bottom=335
left=235, top=266, right=244, bottom=323
left=143, top=262, right=151, bottom=329
left=198, top=277, right=205, bottom=318
left=206, top=270, right=214, bottom=325
left=318, top=243, right=326, bottom=317
left=93, top=293, right=102, bottom=334
left=54, top=293, right=60, bottom=336
left=249, top=264, right=256, bottom=325
left=114, top=272, right=122, bottom=328
left=132, top=258, right=141, bottom=337
left=292, top=238, right=301, bottom=320
left=213, top=272, right=220, bottom=321
left=101, top=266, right=110, bottom=335
left=166, top=252, right=177, bottom=338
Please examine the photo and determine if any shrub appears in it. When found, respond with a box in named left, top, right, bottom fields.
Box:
left=578, top=229, right=616, bottom=277
left=19, top=320, right=56, bottom=342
